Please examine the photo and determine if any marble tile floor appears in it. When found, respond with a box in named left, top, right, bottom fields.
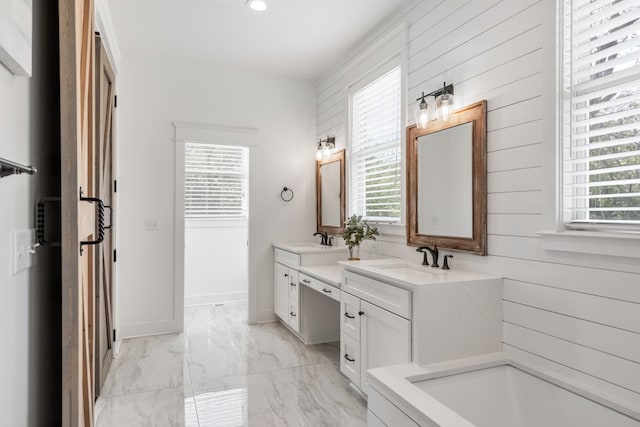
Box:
left=95, top=302, right=367, bottom=426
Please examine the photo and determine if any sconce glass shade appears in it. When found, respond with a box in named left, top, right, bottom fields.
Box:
left=322, top=142, right=334, bottom=158
left=315, top=147, right=323, bottom=161
left=436, top=92, right=454, bottom=122
left=414, top=94, right=430, bottom=129
left=246, top=0, right=267, bottom=11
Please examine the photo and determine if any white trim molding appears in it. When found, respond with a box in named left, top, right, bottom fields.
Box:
left=95, top=0, right=121, bottom=73
left=173, top=122, right=260, bottom=326
left=539, top=230, right=640, bottom=260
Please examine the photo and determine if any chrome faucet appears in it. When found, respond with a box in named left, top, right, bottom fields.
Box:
left=313, top=231, right=331, bottom=246
left=416, top=245, right=439, bottom=268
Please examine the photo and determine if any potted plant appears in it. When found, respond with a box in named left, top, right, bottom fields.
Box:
left=342, top=214, right=379, bottom=260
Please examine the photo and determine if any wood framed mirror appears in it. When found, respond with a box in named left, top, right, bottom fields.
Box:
left=406, top=100, right=487, bottom=255
left=316, top=149, right=346, bottom=235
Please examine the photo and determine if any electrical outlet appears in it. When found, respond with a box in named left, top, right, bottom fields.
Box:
left=145, top=218, right=159, bottom=231
left=13, top=229, right=37, bottom=275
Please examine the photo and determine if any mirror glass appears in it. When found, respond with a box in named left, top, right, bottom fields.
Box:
left=417, top=123, right=473, bottom=238
left=316, top=149, right=345, bottom=234
left=321, top=161, right=341, bottom=227
left=407, top=101, right=487, bottom=255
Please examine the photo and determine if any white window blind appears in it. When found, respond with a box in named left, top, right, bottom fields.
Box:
left=185, top=142, right=248, bottom=219
left=350, top=66, right=402, bottom=222
left=563, top=0, right=640, bottom=229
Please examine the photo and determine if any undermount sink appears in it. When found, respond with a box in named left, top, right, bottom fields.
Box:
left=373, top=263, right=442, bottom=273
left=371, top=263, right=444, bottom=281
left=273, top=242, right=347, bottom=254
left=340, top=259, right=499, bottom=289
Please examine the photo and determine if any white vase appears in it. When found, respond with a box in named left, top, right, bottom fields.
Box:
left=348, top=245, right=360, bottom=260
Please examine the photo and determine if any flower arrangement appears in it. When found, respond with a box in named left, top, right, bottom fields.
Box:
left=343, top=214, right=379, bottom=260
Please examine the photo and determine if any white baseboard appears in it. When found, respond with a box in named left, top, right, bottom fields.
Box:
left=184, top=291, right=247, bottom=306
left=119, top=320, right=181, bottom=339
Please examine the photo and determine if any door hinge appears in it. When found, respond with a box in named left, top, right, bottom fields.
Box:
left=114, top=179, right=117, bottom=192
left=114, top=95, right=118, bottom=108
left=113, top=249, right=117, bottom=263
left=113, top=329, right=116, bottom=341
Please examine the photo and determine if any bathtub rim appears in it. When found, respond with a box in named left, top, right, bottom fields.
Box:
left=367, top=352, right=640, bottom=427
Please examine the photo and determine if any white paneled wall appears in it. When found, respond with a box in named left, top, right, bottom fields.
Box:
left=315, top=0, right=640, bottom=406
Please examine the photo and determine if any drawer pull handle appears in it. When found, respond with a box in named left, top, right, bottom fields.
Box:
left=284, top=274, right=289, bottom=277
left=302, top=279, right=311, bottom=284
left=344, top=354, right=355, bottom=362
left=290, top=283, right=297, bottom=287
left=290, top=312, right=296, bottom=317
left=359, top=311, right=364, bottom=316
left=322, top=288, right=332, bottom=293
left=344, top=312, right=355, bottom=319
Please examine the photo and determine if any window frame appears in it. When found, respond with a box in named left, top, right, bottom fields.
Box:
left=347, top=56, right=406, bottom=228
left=560, top=0, right=640, bottom=233
left=184, top=142, right=249, bottom=221
left=541, top=0, right=640, bottom=259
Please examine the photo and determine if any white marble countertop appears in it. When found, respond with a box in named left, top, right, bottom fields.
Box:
left=339, top=258, right=501, bottom=290
left=273, top=242, right=348, bottom=254
left=298, top=264, right=343, bottom=288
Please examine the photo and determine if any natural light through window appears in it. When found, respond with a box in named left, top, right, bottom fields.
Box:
left=562, top=0, right=640, bottom=231
left=184, top=143, right=249, bottom=220
left=350, top=65, right=402, bottom=223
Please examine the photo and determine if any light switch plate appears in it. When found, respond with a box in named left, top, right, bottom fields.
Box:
left=13, top=229, right=37, bottom=275
left=145, top=218, right=159, bottom=231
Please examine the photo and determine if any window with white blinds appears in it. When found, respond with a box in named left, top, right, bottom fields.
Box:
left=184, top=142, right=248, bottom=219
left=350, top=65, right=402, bottom=222
left=563, top=0, right=640, bottom=229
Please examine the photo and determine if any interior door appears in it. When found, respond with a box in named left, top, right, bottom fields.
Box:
left=94, top=33, right=116, bottom=397
left=59, top=0, right=97, bottom=425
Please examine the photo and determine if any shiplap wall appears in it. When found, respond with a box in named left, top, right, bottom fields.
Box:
left=316, top=0, right=640, bottom=407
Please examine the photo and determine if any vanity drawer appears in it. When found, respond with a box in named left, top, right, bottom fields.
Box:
left=342, top=271, right=411, bottom=319
left=299, top=273, right=339, bottom=302
left=274, top=248, right=300, bottom=269
left=340, top=332, right=360, bottom=387
left=340, top=291, right=361, bottom=341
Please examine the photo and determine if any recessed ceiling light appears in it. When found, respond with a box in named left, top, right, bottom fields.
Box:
left=246, top=0, right=267, bottom=11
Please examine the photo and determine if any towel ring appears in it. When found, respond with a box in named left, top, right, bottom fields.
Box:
left=280, top=187, right=294, bottom=202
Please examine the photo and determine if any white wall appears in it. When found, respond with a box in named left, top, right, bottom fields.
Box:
left=185, top=220, right=248, bottom=305
left=116, top=54, right=317, bottom=336
left=316, top=0, right=640, bottom=405
left=0, top=60, right=33, bottom=427
left=0, top=1, right=61, bottom=424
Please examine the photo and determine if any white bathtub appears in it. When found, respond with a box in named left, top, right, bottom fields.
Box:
left=367, top=353, right=640, bottom=427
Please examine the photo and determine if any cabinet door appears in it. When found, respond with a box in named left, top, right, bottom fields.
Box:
left=340, top=291, right=361, bottom=341
left=360, top=301, right=411, bottom=396
left=274, top=263, right=289, bottom=321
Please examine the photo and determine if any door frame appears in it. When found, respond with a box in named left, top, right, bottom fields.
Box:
left=95, top=0, right=121, bottom=356
left=173, top=123, right=260, bottom=328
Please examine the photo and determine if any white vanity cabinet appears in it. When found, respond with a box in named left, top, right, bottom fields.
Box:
left=339, top=259, right=503, bottom=399
left=340, top=271, right=412, bottom=396
left=273, top=244, right=346, bottom=342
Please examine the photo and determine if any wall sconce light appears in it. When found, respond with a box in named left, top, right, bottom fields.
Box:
left=246, top=0, right=267, bottom=11
left=315, top=136, right=335, bottom=161
left=413, top=82, right=455, bottom=129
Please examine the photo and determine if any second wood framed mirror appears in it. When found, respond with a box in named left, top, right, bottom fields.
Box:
left=316, top=149, right=345, bottom=235
left=406, top=100, right=487, bottom=255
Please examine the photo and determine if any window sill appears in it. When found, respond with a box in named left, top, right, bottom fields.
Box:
left=538, top=230, right=640, bottom=260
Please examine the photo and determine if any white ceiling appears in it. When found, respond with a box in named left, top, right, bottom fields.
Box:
left=106, top=0, right=414, bottom=81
